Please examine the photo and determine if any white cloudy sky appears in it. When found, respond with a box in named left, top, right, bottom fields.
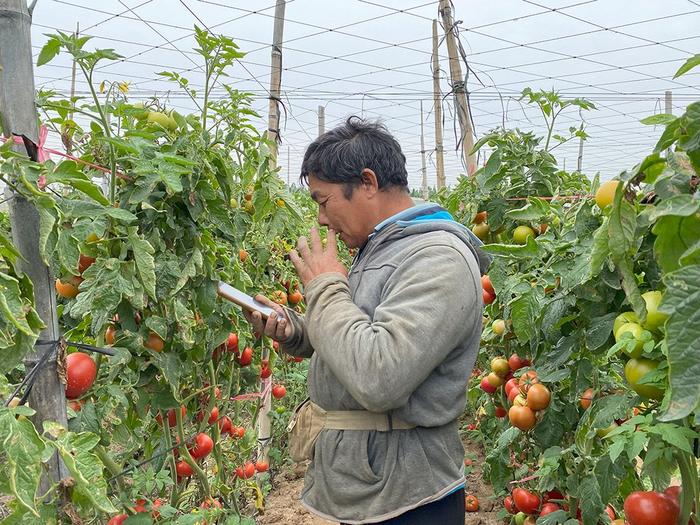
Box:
left=29, top=0, right=700, bottom=188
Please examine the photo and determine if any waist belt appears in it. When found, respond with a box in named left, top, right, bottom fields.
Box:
left=322, top=405, right=416, bottom=432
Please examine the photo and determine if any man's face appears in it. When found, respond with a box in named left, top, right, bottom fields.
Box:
left=308, top=174, right=371, bottom=249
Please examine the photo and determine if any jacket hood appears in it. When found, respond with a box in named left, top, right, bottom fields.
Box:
left=369, top=202, right=492, bottom=275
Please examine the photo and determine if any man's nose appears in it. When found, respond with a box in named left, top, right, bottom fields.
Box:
left=317, top=209, right=329, bottom=227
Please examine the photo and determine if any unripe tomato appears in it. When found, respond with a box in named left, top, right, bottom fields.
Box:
left=486, top=372, right=505, bottom=388
left=613, top=311, right=639, bottom=336
left=512, top=225, right=535, bottom=245
left=595, top=180, right=620, bottom=209
left=508, top=405, right=536, bottom=431
left=471, top=223, right=489, bottom=241
left=526, top=383, right=551, bottom=411
left=490, top=357, right=510, bottom=377
left=492, top=319, right=506, bottom=335
left=624, top=358, right=664, bottom=400
left=614, top=322, right=645, bottom=357
left=641, top=290, right=668, bottom=331
left=65, top=352, right=97, bottom=399
left=189, top=433, right=214, bottom=459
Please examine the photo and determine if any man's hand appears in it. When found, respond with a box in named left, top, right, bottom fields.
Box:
left=289, top=228, right=348, bottom=287
left=242, top=295, right=294, bottom=342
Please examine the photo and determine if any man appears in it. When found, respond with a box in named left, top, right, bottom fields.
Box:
left=246, top=117, right=490, bottom=524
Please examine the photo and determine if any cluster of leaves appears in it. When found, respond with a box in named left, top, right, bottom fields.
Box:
left=452, top=82, right=700, bottom=524
left=0, top=29, right=318, bottom=524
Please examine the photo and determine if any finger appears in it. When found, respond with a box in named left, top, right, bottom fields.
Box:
left=297, top=236, right=312, bottom=261
left=274, top=316, right=288, bottom=340
left=326, top=229, right=339, bottom=257
left=248, top=310, right=265, bottom=334
left=310, top=227, right=322, bottom=254
left=289, top=250, right=311, bottom=283
left=254, top=294, right=279, bottom=308
left=264, top=311, right=280, bottom=337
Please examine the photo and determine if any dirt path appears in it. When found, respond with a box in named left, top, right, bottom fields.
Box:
left=259, top=438, right=502, bottom=524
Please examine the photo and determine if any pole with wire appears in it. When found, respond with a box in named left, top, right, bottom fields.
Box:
left=0, top=0, right=69, bottom=493
left=260, top=0, right=286, bottom=464
left=318, top=105, right=325, bottom=137
left=431, top=19, right=446, bottom=189
left=439, top=0, right=476, bottom=176
left=420, top=100, right=428, bottom=200
left=266, top=0, right=286, bottom=167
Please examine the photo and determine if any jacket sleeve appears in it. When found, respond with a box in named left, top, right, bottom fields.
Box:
left=278, top=307, right=315, bottom=358
left=303, top=243, right=480, bottom=413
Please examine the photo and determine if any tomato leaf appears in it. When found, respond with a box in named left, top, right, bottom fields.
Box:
left=510, top=287, right=543, bottom=345
left=658, top=264, right=700, bottom=421
left=578, top=475, right=605, bottom=525
left=127, top=229, right=156, bottom=300
left=674, top=53, right=700, bottom=78
left=37, top=37, right=61, bottom=66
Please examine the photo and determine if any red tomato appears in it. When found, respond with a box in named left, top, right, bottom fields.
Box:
left=518, top=370, right=540, bottom=394
left=233, top=426, right=246, bottom=438
left=527, top=384, right=551, bottom=411
left=65, top=352, right=97, bottom=399
left=508, top=405, right=536, bottom=431
left=624, top=491, right=679, bottom=525
left=134, top=498, right=163, bottom=518
left=481, top=275, right=495, bottom=295
left=260, top=365, right=272, bottom=379
left=272, top=384, right=286, bottom=399
left=505, top=378, right=519, bottom=396
left=226, top=332, right=239, bottom=352
left=197, top=406, right=219, bottom=425
left=482, top=289, right=496, bottom=305
left=540, top=502, right=560, bottom=515
left=78, top=253, right=96, bottom=274
left=288, top=290, right=304, bottom=305
left=512, top=488, right=541, bottom=514
left=242, top=461, right=256, bottom=479
left=480, top=376, right=497, bottom=394
left=465, top=494, right=479, bottom=512
left=255, top=460, right=269, bottom=472
left=105, top=324, right=116, bottom=345
left=508, top=353, right=525, bottom=371
left=175, top=460, right=193, bottom=478
left=544, top=490, right=564, bottom=502
left=200, top=498, right=222, bottom=509
left=219, top=416, right=233, bottom=436
left=504, top=495, right=518, bottom=514
left=189, top=433, right=214, bottom=459
left=237, top=347, right=253, bottom=367
left=144, top=331, right=164, bottom=352
left=107, top=515, right=128, bottom=525
left=494, top=405, right=507, bottom=418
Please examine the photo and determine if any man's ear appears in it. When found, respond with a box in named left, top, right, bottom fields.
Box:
left=360, top=168, right=379, bottom=196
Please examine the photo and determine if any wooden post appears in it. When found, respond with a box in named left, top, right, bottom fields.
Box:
left=266, top=0, right=286, bottom=168
left=439, top=0, right=476, bottom=176
left=260, top=0, right=286, bottom=462
left=420, top=100, right=428, bottom=200
left=318, top=105, right=325, bottom=137
left=431, top=19, right=445, bottom=189
left=0, top=0, right=68, bottom=492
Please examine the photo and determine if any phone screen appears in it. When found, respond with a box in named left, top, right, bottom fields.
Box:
left=217, top=281, right=276, bottom=319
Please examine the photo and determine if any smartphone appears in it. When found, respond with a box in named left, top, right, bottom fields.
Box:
left=217, top=281, right=275, bottom=319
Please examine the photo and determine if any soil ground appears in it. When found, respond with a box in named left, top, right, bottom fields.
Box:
left=258, top=437, right=502, bottom=524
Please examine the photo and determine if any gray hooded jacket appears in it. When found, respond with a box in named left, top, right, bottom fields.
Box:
left=281, top=202, right=490, bottom=524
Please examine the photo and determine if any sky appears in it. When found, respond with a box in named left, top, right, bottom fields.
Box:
left=27, top=0, right=700, bottom=189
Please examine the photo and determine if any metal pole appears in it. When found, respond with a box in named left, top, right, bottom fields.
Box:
left=318, top=105, right=325, bottom=136
left=260, top=0, right=286, bottom=462
left=266, top=0, right=286, bottom=168
left=431, top=19, right=445, bottom=189
left=420, top=100, right=428, bottom=200
left=439, top=0, right=476, bottom=176
left=665, top=90, right=672, bottom=115
left=0, top=0, right=68, bottom=492
left=287, top=146, right=290, bottom=186
left=577, top=137, right=584, bottom=173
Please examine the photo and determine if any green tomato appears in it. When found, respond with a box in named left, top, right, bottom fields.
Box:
left=624, top=358, right=664, bottom=400
left=514, top=512, right=528, bottom=525
left=147, top=110, right=177, bottom=131
left=596, top=422, right=619, bottom=438
left=614, top=322, right=645, bottom=358
left=613, top=311, right=639, bottom=337
left=512, top=225, right=535, bottom=245
left=641, top=291, right=668, bottom=331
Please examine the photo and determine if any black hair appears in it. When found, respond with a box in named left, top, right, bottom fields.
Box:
left=299, top=116, right=409, bottom=198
